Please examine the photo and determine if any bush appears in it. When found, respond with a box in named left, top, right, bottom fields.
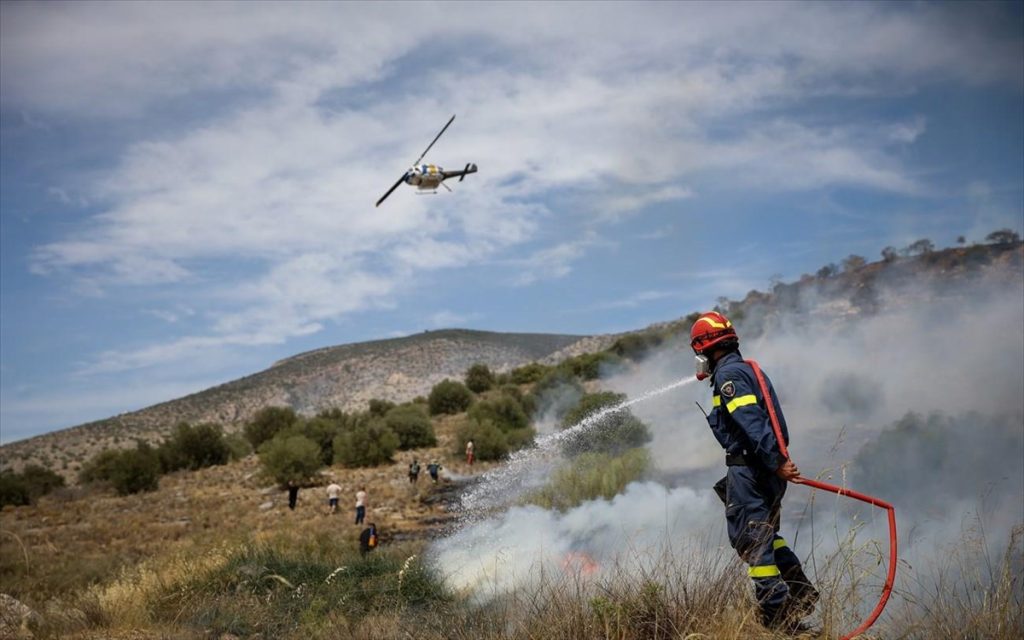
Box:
left=509, top=362, right=552, bottom=384
left=333, top=419, right=400, bottom=468
left=561, top=352, right=623, bottom=380
left=985, top=228, right=1021, bottom=245
left=383, top=404, right=436, bottom=449
left=560, top=392, right=652, bottom=457
left=18, top=464, right=66, bottom=499
left=244, top=406, right=299, bottom=449
left=368, top=399, right=396, bottom=417
left=455, top=420, right=508, bottom=461
left=288, top=416, right=341, bottom=466
left=428, top=379, right=474, bottom=415
left=503, top=427, right=537, bottom=451
left=0, top=472, right=30, bottom=507
left=159, top=422, right=231, bottom=472
left=468, top=394, right=529, bottom=433
left=259, top=435, right=323, bottom=485
left=528, top=369, right=585, bottom=423
left=464, top=363, right=496, bottom=393
left=81, top=444, right=162, bottom=495
left=524, top=449, right=650, bottom=511
left=79, top=449, right=123, bottom=484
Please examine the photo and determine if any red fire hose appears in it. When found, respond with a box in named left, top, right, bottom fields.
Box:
left=746, top=360, right=897, bottom=640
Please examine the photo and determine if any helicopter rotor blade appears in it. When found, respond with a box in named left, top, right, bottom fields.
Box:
left=375, top=173, right=407, bottom=207
left=412, top=114, right=455, bottom=166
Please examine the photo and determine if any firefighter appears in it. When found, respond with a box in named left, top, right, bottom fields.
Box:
left=691, top=311, right=819, bottom=631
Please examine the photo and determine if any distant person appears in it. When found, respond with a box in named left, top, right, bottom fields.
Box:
left=359, top=522, right=378, bottom=557
left=427, top=460, right=442, bottom=484
left=355, top=486, right=367, bottom=524
left=326, top=481, right=342, bottom=514
left=408, top=458, right=421, bottom=484
left=466, top=440, right=475, bottom=466
left=287, top=480, right=299, bottom=511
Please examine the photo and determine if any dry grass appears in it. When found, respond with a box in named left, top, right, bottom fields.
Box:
left=2, top=428, right=1021, bottom=639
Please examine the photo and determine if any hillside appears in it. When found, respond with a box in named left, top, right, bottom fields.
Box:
left=1, top=240, right=1021, bottom=480
left=0, top=330, right=587, bottom=476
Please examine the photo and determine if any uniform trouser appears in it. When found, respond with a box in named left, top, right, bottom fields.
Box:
left=715, top=466, right=810, bottom=624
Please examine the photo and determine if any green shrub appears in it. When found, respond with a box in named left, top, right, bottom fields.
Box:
left=561, top=351, right=623, bottom=381
left=504, top=427, right=537, bottom=451
left=368, top=398, right=397, bottom=417
left=428, top=379, right=474, bottom=415
left=455, top=420, right=509, bottom=461
left=223, top=432, right=253, bottom=459
left=18, top=464, right=66, bottom=499
left=383, top=404, right=436, bottom=449
left=560, top=392, right=652, bottom=457
left=464, top=363, right=495, bottom=393
left=244, top=406, right=299, bottom=449
left=159, top=422, right=231, bottom=472
left=333, top=419, right=400, bottom=468
left=78, top=449, right=123, bottom=484
left=524, top=449, right=650, bottom=511
left=509, top=362, right=551, bottom=384
left=259, top=435, right=323, bottom=485
left=288, top=416, right=341, bottom=466
left=468, top=394, right=529, bottom=433
left=0, top=472, right=30, bottom=507
left=105, top=444, right=162, bottom=495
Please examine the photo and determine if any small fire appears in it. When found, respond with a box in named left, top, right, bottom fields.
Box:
left=561, top=551, right=599, bottom=576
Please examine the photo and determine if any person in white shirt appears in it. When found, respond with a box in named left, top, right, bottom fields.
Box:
left=326, top=482, right=342, bottom=513
left=355, top=486, right=368, bottom=524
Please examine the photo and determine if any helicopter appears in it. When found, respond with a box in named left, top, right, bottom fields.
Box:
left=375, top=114, right=478, bottom=207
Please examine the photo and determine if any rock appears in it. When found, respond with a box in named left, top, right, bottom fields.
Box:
left=0, top=593, right=40, bottom=639
left=259, top=501, right=274, bottom=511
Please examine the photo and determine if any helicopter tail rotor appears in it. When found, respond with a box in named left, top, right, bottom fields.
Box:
left=459, top=163, right=477, bottom=182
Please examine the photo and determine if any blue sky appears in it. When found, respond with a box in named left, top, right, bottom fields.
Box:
left=1, top=1, right=1022, bottom=444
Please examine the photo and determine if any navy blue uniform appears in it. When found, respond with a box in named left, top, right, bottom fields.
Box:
left=706, top=351, right=809, bottom=624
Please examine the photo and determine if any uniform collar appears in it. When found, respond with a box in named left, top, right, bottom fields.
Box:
left=717, top=350, right=743, bottom=368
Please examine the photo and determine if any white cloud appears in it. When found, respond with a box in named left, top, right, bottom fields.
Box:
left=509, top=232, right=609, bottom=286
left=5, top=1, right=1020, bottom=377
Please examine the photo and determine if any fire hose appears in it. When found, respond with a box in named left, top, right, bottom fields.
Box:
left=745, top=359, right=897, bottom=640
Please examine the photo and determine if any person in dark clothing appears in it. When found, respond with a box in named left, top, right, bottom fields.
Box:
left=408, top=459, right=421, bottom=484
left=427, top=460, right=442, bottom=484
left=691, top=311, right=818, bottom=632
left=287, top=480, right=299, bottom=511
left=359, top=523, right=378, bottom=557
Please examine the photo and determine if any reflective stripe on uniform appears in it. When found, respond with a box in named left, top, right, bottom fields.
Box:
left=726, top=394, right=758, bottom=413
left=773, top=538, right=788, bottom=550
left=748, top=564, right=781, bottom=578
left=712, top=395, right=721, bottom=407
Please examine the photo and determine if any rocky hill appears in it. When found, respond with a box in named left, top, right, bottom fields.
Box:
left=0, top=329, right=591, bottom=473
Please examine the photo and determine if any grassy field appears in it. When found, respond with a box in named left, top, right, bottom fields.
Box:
left=2, top=412, right=1022, bottom=639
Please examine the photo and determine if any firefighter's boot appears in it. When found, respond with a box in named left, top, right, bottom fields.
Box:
left=781, top=564, right=819, bottom=618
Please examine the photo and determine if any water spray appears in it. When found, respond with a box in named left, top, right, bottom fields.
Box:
left=458, top=376, right=698, bottom=514
left=746, top=359, right=897, bottom=640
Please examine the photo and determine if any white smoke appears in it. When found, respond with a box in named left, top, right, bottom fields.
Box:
left=436, top=481, right=722, bottom=600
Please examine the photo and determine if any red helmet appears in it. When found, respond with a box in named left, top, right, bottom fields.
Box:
left=690, top=311, right=738, bottom=354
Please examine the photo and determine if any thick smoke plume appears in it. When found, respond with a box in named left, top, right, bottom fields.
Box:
left=431, top=269, right=1024, bottom=614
